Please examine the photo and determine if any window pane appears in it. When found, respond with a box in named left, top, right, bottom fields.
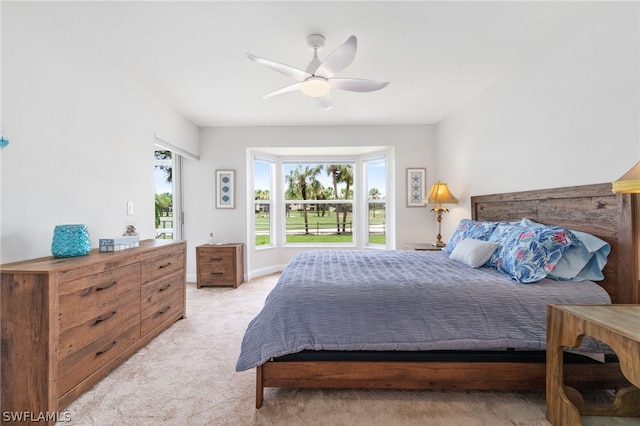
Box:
left=254, top=160, right=272, bottom=246
left=366, top=158, right=386, bottom=245
left=154, top=150, right=173, bottom=240
left=283, top=162, right=354, bottom=244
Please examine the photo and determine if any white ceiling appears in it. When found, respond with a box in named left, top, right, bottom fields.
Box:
left=23, top=1, right=606, bottom=127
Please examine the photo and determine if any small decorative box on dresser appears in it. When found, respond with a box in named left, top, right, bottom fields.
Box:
left=196, top=243, right=244, bottom=288
left=0, top=239, right=186, bottom=425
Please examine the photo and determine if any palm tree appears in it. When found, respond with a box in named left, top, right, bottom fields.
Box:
left=369, top=188, right=381, bottom=218
left=285, top=165, right=323, bottom=234
left=326, top=165, right=342, bottom=234
left=308, top=179, right=326, bottom=217
left=338, top=165, right=353, bottom=233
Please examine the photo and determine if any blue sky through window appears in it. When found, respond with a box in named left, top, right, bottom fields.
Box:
left=255, top=161, right=386, bottom=198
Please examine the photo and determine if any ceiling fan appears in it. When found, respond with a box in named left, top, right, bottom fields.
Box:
left=246, top=34, right=389, bottom=111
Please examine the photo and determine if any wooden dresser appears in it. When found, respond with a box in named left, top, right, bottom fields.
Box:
left=196, top=243, right=244, bottom=288
left=1, top=239, right=186, bottom=425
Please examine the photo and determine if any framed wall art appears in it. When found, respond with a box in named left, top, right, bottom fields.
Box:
left=216, top=170, right=235, bottom=209
left=406, top=168, right=426, bottom=207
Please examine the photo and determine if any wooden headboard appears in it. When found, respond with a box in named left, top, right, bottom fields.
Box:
left=471, top=183, right=637, bottom=304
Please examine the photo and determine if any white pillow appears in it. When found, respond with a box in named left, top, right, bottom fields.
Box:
left=449, top=239, right=499, bottom=268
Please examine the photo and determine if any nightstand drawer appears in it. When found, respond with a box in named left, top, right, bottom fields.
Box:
left=197, top=249, right=234, bottom=266
left=198, top=269, right=235, bottom=285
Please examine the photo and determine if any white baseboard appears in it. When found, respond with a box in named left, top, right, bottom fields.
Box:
left=246, top=264, right=286, bottom=281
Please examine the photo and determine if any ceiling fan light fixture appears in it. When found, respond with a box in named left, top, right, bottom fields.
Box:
left=301, top=77, right=330, bottom=98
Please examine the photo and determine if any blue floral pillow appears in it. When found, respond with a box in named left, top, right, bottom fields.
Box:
left=444, top=219, right=500, bottom=254
left=519, top=218, right=610, bottom=282
left=487, top=224, right=577, bottom=283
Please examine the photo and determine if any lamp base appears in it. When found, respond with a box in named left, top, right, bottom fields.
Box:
left=433, top=241, right=447, bottom=248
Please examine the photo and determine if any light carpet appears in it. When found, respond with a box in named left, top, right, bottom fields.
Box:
left=60, top=273, right=553, bottom=426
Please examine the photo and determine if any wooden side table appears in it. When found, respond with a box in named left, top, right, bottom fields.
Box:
left=546, top=304, right=640, bottom=425
left=403, top=243, right=443, bottom=251
left=196, top=243, right=244, bottom=288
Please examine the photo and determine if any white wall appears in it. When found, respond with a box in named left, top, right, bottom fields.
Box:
left=184, top=125, right=436, bottom=279
left=0, top=4, right=198, bottom=263
left=3, top=2, right=637, bottom=280
left=436, top=1, right=640, bottom=236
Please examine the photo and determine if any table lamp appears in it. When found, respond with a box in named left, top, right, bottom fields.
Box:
left=423, top=181, right=458, bottom=247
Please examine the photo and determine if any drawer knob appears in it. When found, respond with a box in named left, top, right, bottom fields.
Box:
left=93, top=310, right=117, bottom=325
left=96, top=340, right=117, bottom=356
left=209, top=272, right=224, bottom=276
left=158, top=283, right=172, bottom=292
left=158, top=262, right=172, bottom=269
left=96, top=281, right=118, bottom=292
left=209, top=257, right=223, bottom=261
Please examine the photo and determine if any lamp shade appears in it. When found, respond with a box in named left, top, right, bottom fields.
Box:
left=424, top=181, right=459, bottom=205
left=612, top=161, right=640, bottom=193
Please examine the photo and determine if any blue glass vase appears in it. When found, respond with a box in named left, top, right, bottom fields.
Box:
left=51, top=224, right=91, bottom=258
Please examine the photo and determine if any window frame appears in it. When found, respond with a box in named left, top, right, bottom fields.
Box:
left=248, top=147, right=393, bottom=251
left=252, top=155, right=276, bottom=250
left=363, top=155, right=387, bottom=247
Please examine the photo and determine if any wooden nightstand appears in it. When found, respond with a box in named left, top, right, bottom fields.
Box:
left=546, top=304, right=640, bottom=425
left=196, top=243, right=244, bottom=288
left=403, top=243, right=443, bottom=251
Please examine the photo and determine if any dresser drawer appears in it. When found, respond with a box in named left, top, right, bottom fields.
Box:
left=141, top=283, right=184, bottom=337
left=58, top=316, right=140, bottom=396
left=141, top=248, right=185, bottom=285
left=141, top=270, right=183, bottom=311
left=59, top=263, right=141, bottom=358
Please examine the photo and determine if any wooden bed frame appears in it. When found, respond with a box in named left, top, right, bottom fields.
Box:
left=255, top=183, right=638, bottom=408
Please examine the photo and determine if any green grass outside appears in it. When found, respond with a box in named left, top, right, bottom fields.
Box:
left=255, top=210, right=386, bottom=245
left=156, top=211, right=386, bottom=245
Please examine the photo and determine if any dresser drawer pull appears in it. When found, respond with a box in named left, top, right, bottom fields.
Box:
left=209, top=257, right=223, bottom=261
left=96, top=340, right=117, bottom=356
left=158, top=262, right=172, bottom=269
left=96, top=281, right=118, bottom=292
left=155, top=306, right=171, bottom=317
left=209, top=272, right=224, bottom=276
left=93, top=310, right=117, bottom=325
left=158, top=283, right=172, bottom=292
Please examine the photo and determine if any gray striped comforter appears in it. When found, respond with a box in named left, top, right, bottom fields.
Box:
left=236, top=250, right=611, bottom=371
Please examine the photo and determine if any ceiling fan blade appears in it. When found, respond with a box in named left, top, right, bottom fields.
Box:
left=314, top=35, right=357, bottom=78
left=329, top=78, right=389, bottom=93
left=246, top=52, right=310, bottom=82
left=315, top=95, right=333, bottom=111
left=262, top=82, right=303, bottom=99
